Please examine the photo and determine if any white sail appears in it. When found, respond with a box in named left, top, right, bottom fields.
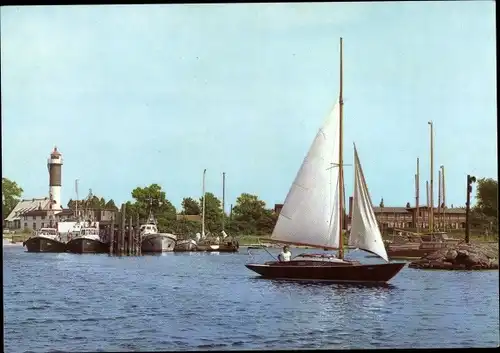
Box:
left=271, top=101, right=341, bottom=248
left=349, top=144, right=389, bottom=262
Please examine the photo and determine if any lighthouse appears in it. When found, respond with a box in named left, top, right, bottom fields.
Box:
left=47, top=146, right=63, bottom=210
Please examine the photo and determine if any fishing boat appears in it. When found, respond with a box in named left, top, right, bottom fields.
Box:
left=66, top=221, right=108, bottom=254
left=66, top=185, right=108, bottom=254
left=23, top=227, right=67, bottom=253
left=245, top=38, right=406, bottom=283
left=140, top=210, right=177, bottom=253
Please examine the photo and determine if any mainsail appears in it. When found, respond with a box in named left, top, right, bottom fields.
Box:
left=271, top=101, right=341, bottom=249
left=349, top=144, right=389, bottom=262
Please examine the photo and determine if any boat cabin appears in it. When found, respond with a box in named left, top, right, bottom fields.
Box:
left=81, top=227, right=99, bottom=236
left=140, top=224, right=158, bottom=235
left=36, top=228, right=58, bottom=236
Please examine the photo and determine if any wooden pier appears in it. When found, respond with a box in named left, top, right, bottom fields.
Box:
left=108, top=203, right=142, bottom=256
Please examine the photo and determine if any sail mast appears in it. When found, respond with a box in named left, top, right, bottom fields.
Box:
left=338, top=37, right=345, bottom=260
left=222, top=172, right=226, bottom=232
left=202, top=168, right=206, bottom=237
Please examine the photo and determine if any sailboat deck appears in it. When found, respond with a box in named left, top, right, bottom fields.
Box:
left=264, top=259, right=361, bottom=267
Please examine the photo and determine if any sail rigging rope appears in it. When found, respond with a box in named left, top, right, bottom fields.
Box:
left=258, top=238, right=278, bottom=261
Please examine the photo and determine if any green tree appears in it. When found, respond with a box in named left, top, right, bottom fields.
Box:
left=199, top=192, right=223, bottom=234
left=229, top=193, right=276, bottom=235
left=2, top=177, right=23, bottom=221
left=105, top=199, right=118, bottom=211
left=171, top=219, right=201, bottom=237
left=129, top=184, right=177, bottom=232
left=474, top=178, right=498, bottom=218
left=181, top=197, right=201, bottom=215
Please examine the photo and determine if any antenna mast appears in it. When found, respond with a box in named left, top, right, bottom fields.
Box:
left=75, top=179, right=79, bottom=222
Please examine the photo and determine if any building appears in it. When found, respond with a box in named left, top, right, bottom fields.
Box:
left=176, top=214, right=202, bottom=222
left=4, top=205, right=116, bottom=232
left=273, top=199, right=467, bottom=231
left=4, top=197, right=53, bottom=230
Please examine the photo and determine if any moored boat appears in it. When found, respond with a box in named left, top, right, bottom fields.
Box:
left=174, top=238, right=198, bottom=252
left=384, top=232, right=461, bottom=259
left=23, top=227, right=67, bottom=253
left=66, top=222, right=108, bottom=254
left=140, top=211, right=177, bottom=254
left=245, top=38, right=405, bottom=284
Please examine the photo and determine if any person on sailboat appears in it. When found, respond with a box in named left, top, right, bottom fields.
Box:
left=278, top=246, right=292, bottom=262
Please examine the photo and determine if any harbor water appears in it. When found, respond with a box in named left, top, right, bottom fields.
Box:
left=3, top=245, right=499, bottom=351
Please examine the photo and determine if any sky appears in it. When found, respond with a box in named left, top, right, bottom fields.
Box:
left=1, top=2, right=497, bottom=212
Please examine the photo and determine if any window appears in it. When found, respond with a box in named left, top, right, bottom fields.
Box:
left=41, top=215, right=46, bottom=220
left=24, top=222, right=28, bottom=228
left=41, top=223, right=44, bottom=228
left=32, top=222, right=36, bottom=229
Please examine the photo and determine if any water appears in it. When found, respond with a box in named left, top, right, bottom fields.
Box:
left=3, top=245, right=499, bottom=352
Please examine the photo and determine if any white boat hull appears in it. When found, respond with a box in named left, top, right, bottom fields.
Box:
left=141, top=234, right=176, bottom=253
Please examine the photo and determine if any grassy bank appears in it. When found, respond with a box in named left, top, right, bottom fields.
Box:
left=3, top=231, right=31, bottom=243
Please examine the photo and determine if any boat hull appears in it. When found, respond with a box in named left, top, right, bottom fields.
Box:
left=66, top=238, right=109, bottom=254
left=386, top=242, right=453, bottom=259
left=245, top=260, right=406, bottom=283
left=23, top=236, right=66, bottom=253
left=141, top=234, right=176, bottom=253
left=174, top=239, right=198, bottom=252
left=197, top=240, right=239, bottom=253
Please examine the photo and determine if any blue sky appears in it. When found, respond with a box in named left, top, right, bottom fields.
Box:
left=1, top=2, right=497, bottom=211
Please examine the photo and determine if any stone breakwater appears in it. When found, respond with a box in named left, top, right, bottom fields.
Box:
left=409, top=243, right=499, bottom=270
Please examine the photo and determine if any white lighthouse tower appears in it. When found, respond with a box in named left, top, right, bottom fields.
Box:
left=47, top=146, right=63, bottom=211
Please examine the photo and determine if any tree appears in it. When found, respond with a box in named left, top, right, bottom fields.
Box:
left=229, top=193, right=276, bottom=235
left=199, top=192, right=223, bottom=234
left=181, top=197, right=201, bottom=215
left=68, top=195, right=108, bottom=210
left=474, top=178, right=498, bottom=219
left=105, top=199, right=118, bottom=211
left=129, top=184, right=177, bottom=232
left=2, top=178, right=23, bottom=221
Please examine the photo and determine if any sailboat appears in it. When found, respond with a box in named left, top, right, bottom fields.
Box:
left=245, top=38, right=406, bottom=283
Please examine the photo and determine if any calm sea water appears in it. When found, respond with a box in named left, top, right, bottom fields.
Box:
left=3, top=244, right=499, bottom=352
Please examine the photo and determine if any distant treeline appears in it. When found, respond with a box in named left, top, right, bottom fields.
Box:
left=65, top=184, right=277, bottom=236
left=3, top=177, right=498, bottom=237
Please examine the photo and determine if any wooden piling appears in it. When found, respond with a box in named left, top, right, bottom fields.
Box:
left=137, top=213, right=142, bottom=256
left=109, top=213, right=115, bottom=255
left=120, top=204, right=126, bottom=255
left=128, top=215, right=134, bottom=256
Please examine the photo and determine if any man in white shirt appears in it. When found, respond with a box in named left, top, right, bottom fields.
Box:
left=278, top=245, right=292, bottom=262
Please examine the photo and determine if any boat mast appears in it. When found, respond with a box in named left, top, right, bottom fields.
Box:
left=441, top=165, right=446, bottom=230
left=415, top=157, right=420, bottom=234
left=75, top=179, right=79, bottom=222
left=338, top=37, right=345, bottom=260
left=222, top=172, right=226, bottom=232
left=202, top=169, right=206, bottom=237
left=428, top=121, right=434, bottom=233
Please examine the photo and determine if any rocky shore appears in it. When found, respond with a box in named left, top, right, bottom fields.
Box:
left=409, top=243, right=499, bottom=270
